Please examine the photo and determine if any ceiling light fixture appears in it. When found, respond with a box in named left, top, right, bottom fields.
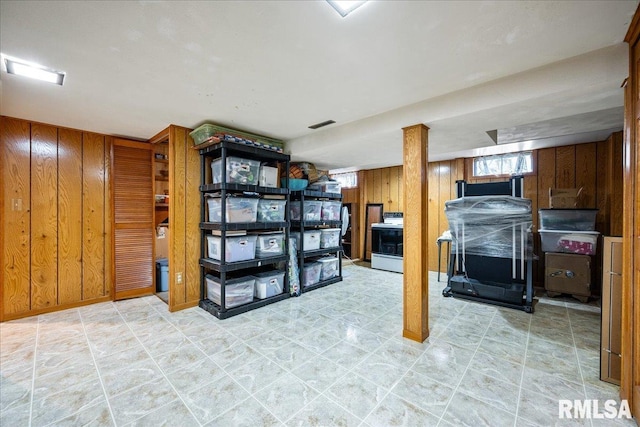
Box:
left=308, top=120, right=336, bottom=130
left=326, top=0, right=368, bottom=17
left=2, top=55, right=65, bottom=85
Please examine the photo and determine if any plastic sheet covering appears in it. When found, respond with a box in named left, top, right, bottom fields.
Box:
left=445, top=196, right=533, bottom=259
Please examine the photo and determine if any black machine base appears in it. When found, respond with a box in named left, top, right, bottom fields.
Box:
left=443, top=275, right=534, bottom=313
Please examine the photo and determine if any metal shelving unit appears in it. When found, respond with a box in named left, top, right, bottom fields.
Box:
left=290, top=190, right=343, bottom=293
left=197, top=141, right=290, bottom=319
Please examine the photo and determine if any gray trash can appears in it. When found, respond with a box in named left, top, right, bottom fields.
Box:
left=156, top=258, right=169, bottom=292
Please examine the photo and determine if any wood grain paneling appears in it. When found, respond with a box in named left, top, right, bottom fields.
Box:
left=427, top=163, right=440, bottom=274
left=608, top=133, right=624, bottom=236
left=575, top=143, right=597, bottom=208
left=623, top=16, right=640, bottom=417
left=184, top=130, right=201, bottom=304
left=402, top=124, right=429, bottom=342
left=359, top=138, right=621, bottom=277
left=597, top=140, right=611, bottom=235
left=57, top=128, right=83, bottom=304
left=537, top=148, right=556, bottom=210
left=83, top=133, right=107, bottom=300
left=555, top=145, right=575, bottom=188
left=169, top=127, right=187, bottom=307
left=113, top=140, right=153, bottom=299
left=388, top=167, right=400, bottom=212
left=30, top=124, right=58, bottom=309
left=1, top=117, right=32, bottom=317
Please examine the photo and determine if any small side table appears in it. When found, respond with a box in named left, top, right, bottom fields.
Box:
left=436, top=236, right=452, bottom=282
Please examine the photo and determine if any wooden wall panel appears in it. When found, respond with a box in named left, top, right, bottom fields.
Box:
left=575, top=143, right=597, bottom=209
left=169, top=127, right=187, bottom=307
left=427, top=163, right=440, bottom=273
left=1, top=117, right=32, bottom=317
left=597, top=140, right=611, bottom=235
left=537, top=148, right=556, bottom=210
left=83, top=133, right=107, bottom=300
left=609, top=132, right=624, bottom=236
left=57, top=128, right=83, bottom=304
left=388, top=166, right=400, bottom=212
left=184, top=129, right=202, bottom=305
left=104, top=139, right=113, bottom=299
left=30, top=124, right=58, bottom=310
left=555, top=145, right=576, bottom=188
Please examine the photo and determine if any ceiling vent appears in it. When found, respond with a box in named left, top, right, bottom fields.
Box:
left=308, top=120, right=336, bottom=130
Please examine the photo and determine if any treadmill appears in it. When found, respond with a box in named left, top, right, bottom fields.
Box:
left=442, top=176, right=535, bottom=313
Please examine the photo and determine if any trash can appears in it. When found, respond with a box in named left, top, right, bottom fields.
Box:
left=156, top=258, right=169, bottom=292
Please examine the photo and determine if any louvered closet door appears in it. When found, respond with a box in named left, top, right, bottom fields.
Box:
left=113, top=139, right=154, bottom=299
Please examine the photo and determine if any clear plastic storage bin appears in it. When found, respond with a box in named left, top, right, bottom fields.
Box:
left=302, top=262, right=322, bottom=287
left=189, top=124, right=217, bottom=145
left=538, top=209, right=598, bottom=231
left=206, top=234, right=257, bottom=262
left=253, top=270, right=285, bottom=299
left=290, top=201, right=322, bottom=221
left=254, top=232, right=284, bottom=258
left=259, top=165, right=278, bottom=188
left=207, top=197, right=258, bottom=223
left=210, top=156, right=260, bottom=185
left=205, top=274, right=255, bottom=308
left=317, top=256, right=339, bottom=280
left=293, top=231, right=321, bottom=251
left=321, top=201, right=342, bottom=221
left=257, top=199, right=286, bottom=222
left=539, top=230, right=599, bottom=255
left=320, top=228, right=341, bottom=248
left=319, top=182, right=341, bottom=194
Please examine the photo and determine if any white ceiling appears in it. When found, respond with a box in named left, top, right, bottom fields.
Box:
left=0, top=1, right=637, bottom=171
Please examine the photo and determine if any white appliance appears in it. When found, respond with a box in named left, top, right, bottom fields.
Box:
left=371, top=212, right=403, bottom=273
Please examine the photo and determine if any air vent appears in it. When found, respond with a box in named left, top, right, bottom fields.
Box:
left=308, top=120, right=336, bottom=130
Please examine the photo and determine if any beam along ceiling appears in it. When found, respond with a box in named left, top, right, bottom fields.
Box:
left=0, top=1, right=637, bottom=171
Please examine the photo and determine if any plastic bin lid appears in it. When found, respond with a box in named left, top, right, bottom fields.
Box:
left=317, top=257, right=338, bottom=263
left=254, top=270, right=284, bottom=278
left=205, top=274, right=256, bottom=284
left=538, top=229, right=600, bottom=234
left=156, top=258, right=168, bottom=266
left=538, top=208, right=598, bottom=212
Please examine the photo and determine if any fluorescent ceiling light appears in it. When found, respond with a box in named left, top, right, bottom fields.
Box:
left=2, top=55, right=65, bottom=85
left=327, top=0, right=368, bottom=17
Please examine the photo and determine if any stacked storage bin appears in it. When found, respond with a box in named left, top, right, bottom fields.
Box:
left=538, top=208, right=599, bottom=302
left=196, top=137, right=291, bottom=319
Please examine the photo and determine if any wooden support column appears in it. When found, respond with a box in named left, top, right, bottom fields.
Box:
left=402, top=124, right=429, bottom=342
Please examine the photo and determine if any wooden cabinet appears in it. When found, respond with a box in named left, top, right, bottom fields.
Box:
left=623, top=7, right=640, bottom=419
left=153, top=142, right=170, bottom=227
left=601, top=236, right=623, bottom=385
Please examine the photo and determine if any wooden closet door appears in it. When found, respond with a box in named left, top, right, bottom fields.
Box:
left=112, top=139, right=154, bottom=299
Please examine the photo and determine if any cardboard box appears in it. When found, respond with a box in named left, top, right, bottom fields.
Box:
left=549, top=187, right=583, bottom=208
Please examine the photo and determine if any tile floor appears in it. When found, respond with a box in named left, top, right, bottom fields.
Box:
left=0, top=264, right=635, bottom=427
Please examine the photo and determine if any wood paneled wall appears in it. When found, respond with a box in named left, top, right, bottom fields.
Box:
left=1, top=117, right=112, bottom=321
left=165, top=126, right=201, bottom=312
left=351, top=134, right=623, bottom=280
